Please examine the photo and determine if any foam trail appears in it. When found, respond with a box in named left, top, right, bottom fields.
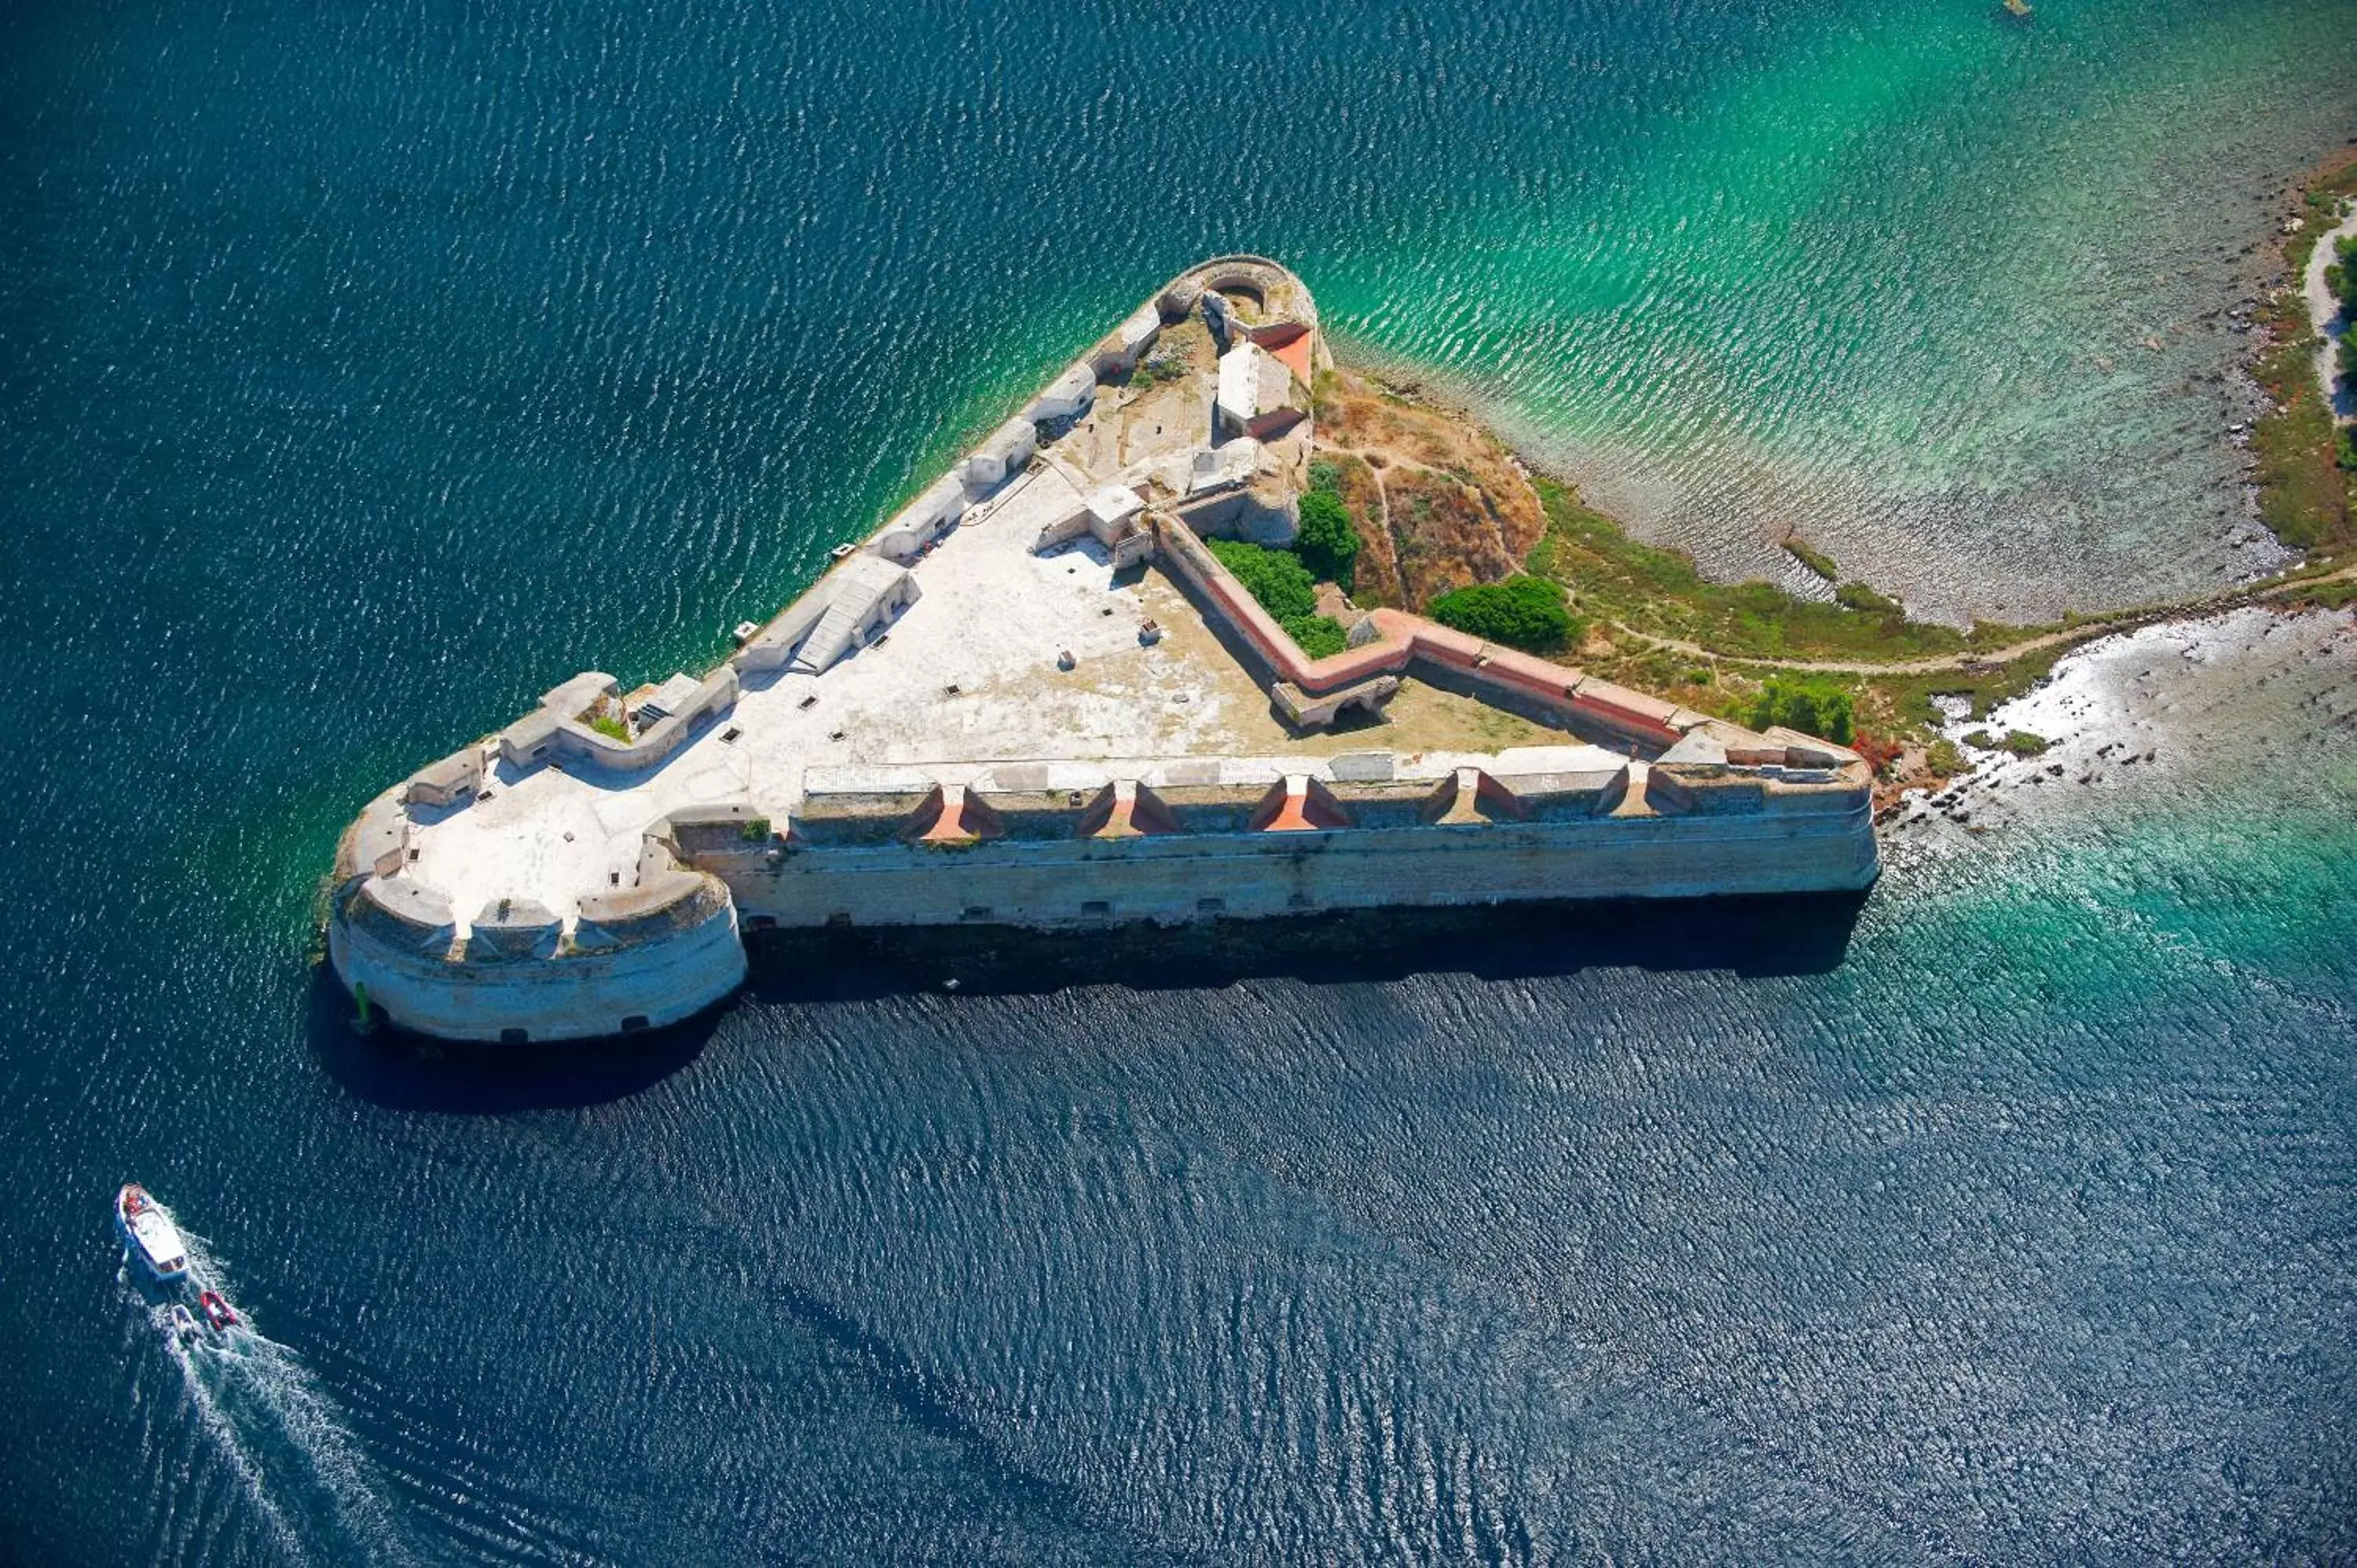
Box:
left=130, top=1207, right=428, bottom=1568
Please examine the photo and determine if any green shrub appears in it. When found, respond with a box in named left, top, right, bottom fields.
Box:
left=588, top=713, right=630, bottom=743
left=1747, top=677, right=1856, bottom=745
left=1835, top=580, right=1902, bottom=616
left=1206, top=537, right=1318, bottom=622
left=2339, top=425, right=2357, bottom=471
left=1295, top=489, right=1361, bottom=592
left=1783, top=537, right=1839, bottom=583
left=1281, top=614, right=1348, bottom=658
left=1926, top=738, right=1967, bottom=775
left=1427, top=574, right=1579, bottom=653
left=1961, top=729, right=1996, bottom=750
left=2001, top=730, right=2050, bottom=757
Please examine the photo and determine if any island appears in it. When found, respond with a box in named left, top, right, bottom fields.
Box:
left=326, top=258, right=1881, bottom=1043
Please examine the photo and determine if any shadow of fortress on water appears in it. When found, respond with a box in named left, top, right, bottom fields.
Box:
left=309, top=888, right=1868, bottom=1112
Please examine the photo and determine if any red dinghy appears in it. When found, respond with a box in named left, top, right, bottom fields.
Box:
left=198, top=1290, right=238, bottom=1331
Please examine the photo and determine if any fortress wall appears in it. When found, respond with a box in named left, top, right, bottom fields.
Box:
left=330, top=873, right=746, bottom=1042
left=1154, top=518, right=1704, bottom=753
left=728, top=804, right=1878, bottom=931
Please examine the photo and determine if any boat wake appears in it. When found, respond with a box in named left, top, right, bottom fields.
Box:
left=124, top=1208, right=428, bottom=1568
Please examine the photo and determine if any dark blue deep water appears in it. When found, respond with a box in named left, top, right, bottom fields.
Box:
left=4, top=0, right=2356, bottom=1561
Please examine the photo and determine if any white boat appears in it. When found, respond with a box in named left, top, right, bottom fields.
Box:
left=115, top=1184, right=189, bottom=1283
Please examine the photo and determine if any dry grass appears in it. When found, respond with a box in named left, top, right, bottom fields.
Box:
left=1314, top=368, right=1545, bottom=606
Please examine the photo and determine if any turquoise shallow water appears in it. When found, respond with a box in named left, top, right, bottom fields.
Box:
left=2, top=0, right=2355, bottom=1561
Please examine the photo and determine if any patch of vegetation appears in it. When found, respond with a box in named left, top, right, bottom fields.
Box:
left=1746, top=676, right=1855, bottom=746
left=1428, top=574, right=1580, bottom=654
left=1133, top=350, right=1189, bottom=387
left=1207, top=537, right=1317, bottom=621
left=739, top=817, right=772, bottom=841
left=1855, top=636, right=2078, bottom=737
left=1295, top=487, right=1361, bottom=592
left=1851, top=730, right=1904, bottom=775
left=1960, top=728, right=2047, bottom=757
left=1285, top=614, right=1349, bottom=659
left=1205, top=537, right=1350, bottom=658
left=1926, top=738, right=1967, bottom=777
left=2249, top=162, right=2357, bottom=553
left=2286, top=572, right=2357, bottom=610
left=1835, top=581, right=1903, bottom=616
left=1782, top=537, right=1839, bottom=584
left=1528, top=478, right=2022, bottom=662
left=587, top=713, right=630, bottom=743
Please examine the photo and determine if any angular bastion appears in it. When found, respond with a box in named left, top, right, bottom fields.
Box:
left=327, top=257, right=1879, bottom=1042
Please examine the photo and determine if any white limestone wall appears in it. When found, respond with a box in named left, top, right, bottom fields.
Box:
left=730, top=808, right=1879, bottom=930
left=329, top=893, right=747, bottom=1043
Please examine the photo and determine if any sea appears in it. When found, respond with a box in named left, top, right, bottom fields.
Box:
left=3, top=0, right=2355, bottom=1561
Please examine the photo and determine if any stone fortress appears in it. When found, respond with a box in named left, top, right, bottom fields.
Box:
left=328, top=258, right=1879, bottom=1043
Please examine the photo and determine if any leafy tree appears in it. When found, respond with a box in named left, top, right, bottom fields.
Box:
left=1281, top=614, right=1348, bottom=658
left=1200, top=538, right=1349, bottom=657
left=1294, top=489, right=1360, bottom=592
left=1426, top=575, right=1580, bottom=654
left=1746, top=677, right=1855, bottom=745
left=1206, top=537, right=1317, bottom=621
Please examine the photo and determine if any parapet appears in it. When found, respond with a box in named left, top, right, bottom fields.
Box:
left=573, top=842, right=732, bottom=946
left=405, top=747, right=483, bottom=808
left=341, top=794, right=409, bottom=879
left=964, top=418, right=1039, bottom=489
left=794, top=787, right=938, bottom=848
left=1645, top=762, right=1864, bottom=817
left=466, top=897, right=563, bottom=961
left=343, top=874, right=456, bottom=954
left=1026, top=361, right=1097, bottom=424
left=872, top=474, right=967, bottom=563
left=1495, top=765, right=1631, bottom=820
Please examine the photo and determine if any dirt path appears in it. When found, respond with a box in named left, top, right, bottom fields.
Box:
left=2303, top=202, right=2357, bottom=420
left=1365, top=461, right=1410, bottom=602
left=1606, top=560, right=2357, bottom=676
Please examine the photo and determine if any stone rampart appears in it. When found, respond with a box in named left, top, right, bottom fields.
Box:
left=1153, top=514, right=1711, bottom=753
left=729, top=800, right=1876, bottom=932
left=329, top=854, right=745, bottom=1043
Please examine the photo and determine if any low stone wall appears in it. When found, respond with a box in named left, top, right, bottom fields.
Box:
left=1153, top=515, right=1702, bottom=752
left=496, top=667, right=740, bottom=772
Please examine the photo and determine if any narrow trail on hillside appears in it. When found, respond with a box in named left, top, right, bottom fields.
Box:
left=1602, top=560, right=2357, bottom=676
